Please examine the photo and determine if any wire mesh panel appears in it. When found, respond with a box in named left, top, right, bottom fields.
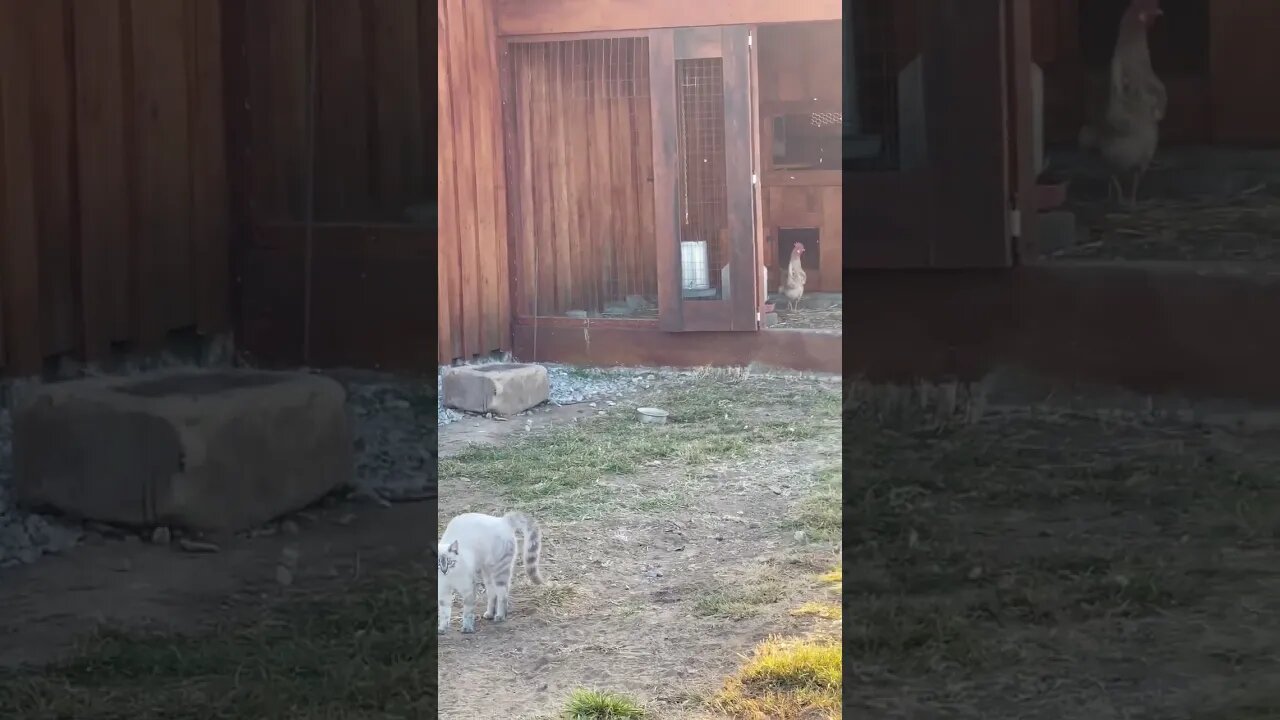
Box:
left=507, top=37, right=658, bottom=319
left=675, top=58, right=729, bottom=301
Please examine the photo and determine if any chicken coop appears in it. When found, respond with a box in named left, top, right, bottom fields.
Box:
left=846, top=0, right=1280, bottom=402
left=440, top=0, right=843, bottom=372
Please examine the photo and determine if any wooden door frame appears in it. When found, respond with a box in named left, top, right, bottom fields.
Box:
left=649, top=25, right=760, bottom=332
left=846, top=0, right=1014, bottom=269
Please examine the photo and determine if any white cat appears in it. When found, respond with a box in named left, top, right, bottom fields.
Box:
left=438, top=511, right=543, bottom=634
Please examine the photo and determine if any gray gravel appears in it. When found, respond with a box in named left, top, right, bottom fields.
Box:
left=344, top=379, right=437, bottom=502
left=437, top=363, right=670, bottom=426
left=0, top=408, right=83, bottom=569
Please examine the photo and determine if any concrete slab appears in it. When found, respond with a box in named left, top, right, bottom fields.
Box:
left=10, top=369, right=353, bottom=531
left=442, top=363, right=549, bottom=416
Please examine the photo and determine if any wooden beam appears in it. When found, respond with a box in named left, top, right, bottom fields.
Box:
left=495, top=0, right=840, bottom=37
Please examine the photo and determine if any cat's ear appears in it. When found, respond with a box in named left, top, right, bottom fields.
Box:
left=448, top=540, right=459, bottom=554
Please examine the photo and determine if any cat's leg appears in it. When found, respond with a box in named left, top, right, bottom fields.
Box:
left=460, top=583, right=479, bottom=633
left=482, top=570, right=498, bottom=620
left=491, top=544, right=516, bottom=622
left=437, top=586, right=453, bottom=634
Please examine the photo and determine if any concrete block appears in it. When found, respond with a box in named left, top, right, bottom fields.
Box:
left=442, top=363, right=549, bottom=416
left=10, top=369, right=353, bottom=531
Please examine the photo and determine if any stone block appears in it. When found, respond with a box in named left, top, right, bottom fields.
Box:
left=442, top=363, right=549, bottom=416
left=10, top=369, right=353, bottom=531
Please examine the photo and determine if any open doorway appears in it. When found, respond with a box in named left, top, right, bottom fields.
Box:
left=1036, top=0, right=1280, bottom=263
left=757, top=20, right=843, bottom=332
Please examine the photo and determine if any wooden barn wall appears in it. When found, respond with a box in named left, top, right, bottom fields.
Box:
left=239, top=0, right=433, bottom=224
left=439, top=0, right=510, bottom=363
left=757, top=21, right=841, bottom=294
left=505, top=39, right=657, bottom=319
left=0, top=0, right=230, bottom=377
left=1031, top=0, right=1280, bottom=146
left=230, top=0, right=474, bottom=370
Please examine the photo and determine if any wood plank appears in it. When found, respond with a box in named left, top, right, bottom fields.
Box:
left=480, top=0, right=511, bottom=354
left=819, top=186, right=841, bottom=291
left=512, top=321, right=842, bottom=374
left=1210, top=0, right=1280, bottom=144
left=547, top=42, right=573, bottom=315
left=453, top=0, right=482, bottom=356
left=438, top=0, right=461, bottom=361
left=131, top=0, right=196, bottom=344
left=596, top=41, right=620, bottom=299
left=748, top=25, right=765, bottom=316
left=508, top=43, right=537, bottom=318
left=220, top=0, right=252, bottom=348
left=1008, top=0, right=1037, bottom=261
left=0, top=1, right=43, bottom=374
left=461, top=0, right=503, bottom=352
left=495, top=0, right=841, bottom=36
left=315, top=0, right=372, bottom=221
left=721, top=27, right=757, bottom=330
left=370, top=0, right=425, bottom=219
left=29, top=0, right=76, bottom=356
left=529, top=44, right=556, bottom=317
left=189, top=0, right=231, bottom=335
left=248, top=0, right=307, bottom=222
left=633, top=38, right=656, bottom=300
left=921, top=0, right=1011, bottom=268
left=647, top=29, right=681, bottom=331
left=73, top=0, right=133, bottom=356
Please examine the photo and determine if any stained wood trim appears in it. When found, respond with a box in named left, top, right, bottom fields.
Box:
left=647, top=28, right=682, bottom=331
left=495, top=0, right=841, bottom=37
left=721, top=26, right=757, bottom=331
left=0, top=1, right=43, bottom=374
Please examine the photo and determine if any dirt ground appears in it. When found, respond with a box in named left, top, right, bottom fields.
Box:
left=847, top=395, right=1280, bottom=719
left=0, top=495, right=428, bottom=670
left=436, top=371, right=842, bottom=720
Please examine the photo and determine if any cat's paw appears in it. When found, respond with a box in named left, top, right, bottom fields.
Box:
left=437, top=625, right=448, bottom=635
left=461, top=615, right=477, bottom=633
left=492, top=613, right=506, bottom=623
left=482, top=610, right=494, bottom=619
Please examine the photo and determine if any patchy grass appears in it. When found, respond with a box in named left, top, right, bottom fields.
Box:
left=561, top=688, right=647, bottom=719
left=0, top=571, right=432, bottom=720
left=787, top=464, right=841, bottom=541
left=441, top=372, right=839, bottom=517
left=790, top=602, right=841, bottom=621
left=846, top=401, right=1280, bottom=716
left=817, top=568, right=841, bottom=588
left=694, top=582, right=787, bottom=620
left=710, top=636, right=841, bottom=720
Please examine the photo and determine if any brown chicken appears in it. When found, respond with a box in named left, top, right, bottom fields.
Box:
left=1077, top=0, right=1166, bottom=208
left=779, top=242, right=807, bottom=311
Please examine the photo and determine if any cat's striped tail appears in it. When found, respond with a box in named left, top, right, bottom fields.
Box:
left=502, top=511, right=544, bottom=584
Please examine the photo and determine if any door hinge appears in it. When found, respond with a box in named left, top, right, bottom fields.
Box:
left=756, top=311, right=762, bottom=323
left=1010, top=209, right=1022, bottom=238
left=751, top=173, right=757, bottom=185
left=748, top=33, right=752, bottom=46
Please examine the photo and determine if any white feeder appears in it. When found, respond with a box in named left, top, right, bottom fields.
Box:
left=680, top=241, right=710, bottom=290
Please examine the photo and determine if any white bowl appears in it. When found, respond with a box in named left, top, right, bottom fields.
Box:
left=636, top=407, right=669, bottom=424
